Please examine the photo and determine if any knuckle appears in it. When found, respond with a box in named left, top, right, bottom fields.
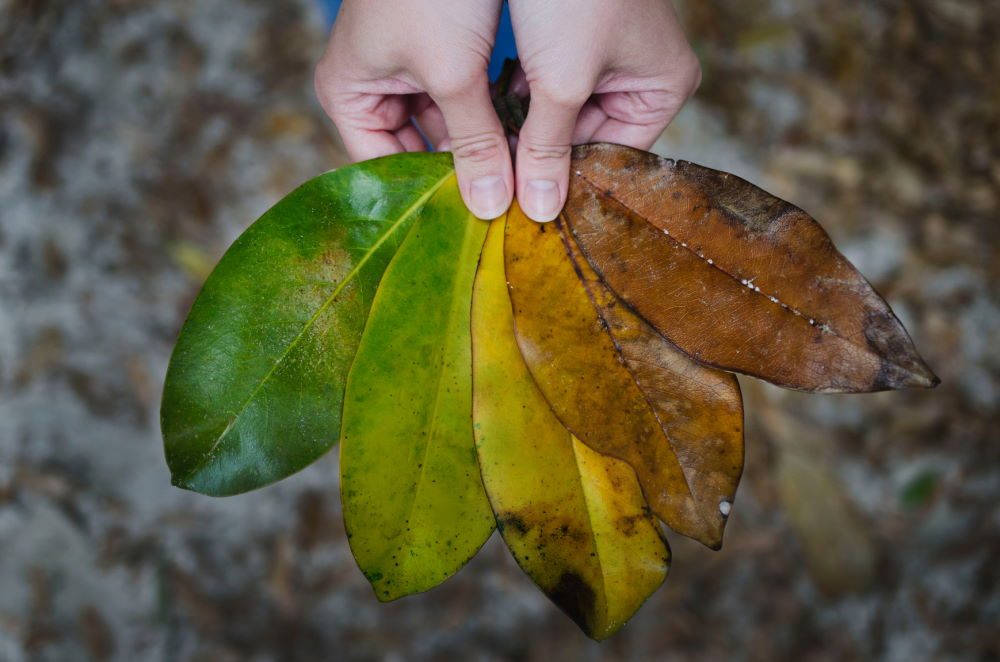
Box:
left=313, top=54, right=342, bottom=111
left=521, top=140, right=571, bottom=165
left=313, top=63, right=330, bottom=104
left=533, top=80, right=591, bottom=109
left=676, top=48, right=703, bottom=95
left=617, top=90, right=679, bottom=124
left=425, top=65, right=483, bottom=100
left=449, top=131, right=506, bottom=164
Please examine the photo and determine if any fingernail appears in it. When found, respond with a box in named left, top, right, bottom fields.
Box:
left=523, top=179, right=560, bottom=222
left=470, top=176, right=509, bottom=219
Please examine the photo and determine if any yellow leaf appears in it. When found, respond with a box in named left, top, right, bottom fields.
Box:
left=473, top=211, right=669, bottom=639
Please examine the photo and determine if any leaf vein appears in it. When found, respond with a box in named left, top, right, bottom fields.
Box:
left=572, top=171, right=846, bottom=342
left=180, top=171, right=452, bottom=483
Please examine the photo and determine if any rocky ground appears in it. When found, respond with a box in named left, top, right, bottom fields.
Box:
left=0, top=0, right=997, bottom=660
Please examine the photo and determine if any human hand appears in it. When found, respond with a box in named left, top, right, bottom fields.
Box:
left=314, top=0, right=513, bottom=219
left=508, top=0, right=701, bottom=221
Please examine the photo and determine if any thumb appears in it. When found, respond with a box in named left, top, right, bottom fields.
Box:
left=432, top=74, right=513, bottom=220
left=515, top=90, right=586, bottom=222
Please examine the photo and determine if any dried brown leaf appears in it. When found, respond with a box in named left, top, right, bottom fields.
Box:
left=565, top=143, right=938, bottom=393
left=505, top=203, right=744, bottom=549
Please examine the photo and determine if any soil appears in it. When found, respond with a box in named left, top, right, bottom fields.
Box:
left=0, top=1, right=996, bottom=659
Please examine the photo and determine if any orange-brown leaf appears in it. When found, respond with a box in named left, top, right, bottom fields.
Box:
left=565, top=143, right=938, bottom=393
left=504, top=203, right=744, bottom=549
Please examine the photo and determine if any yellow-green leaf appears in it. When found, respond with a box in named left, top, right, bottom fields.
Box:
left=505, top=203, right=744, bottom=549
left=473, top=211, right=669, bottom=639
left=340, top=176, right=494, bottom=601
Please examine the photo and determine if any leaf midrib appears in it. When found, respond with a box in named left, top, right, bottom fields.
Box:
left=393, top=202, right=485, bottom=567
left=568, top=435, right=612, bottom=635
left=556, top=219, right=700, bottom=516
left=179, top=171, right=452, bottom=483
left=572, top=171, right=850, bottom=343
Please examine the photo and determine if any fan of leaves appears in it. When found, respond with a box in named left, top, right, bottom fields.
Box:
left=161, top=142, right=936, bottom=639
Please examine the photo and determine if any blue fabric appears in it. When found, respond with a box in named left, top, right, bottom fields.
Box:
left=489, top=4, right=517, bottom=80
left=317, top=0, right=517, bottom=81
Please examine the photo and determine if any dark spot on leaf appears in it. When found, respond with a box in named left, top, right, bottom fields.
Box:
left=864, top=308, right=939, bottom=390
left=547, top=572, right=596, bottom=633
left=496, top=512, right=529, bottom=535
left=615, top=514, right=642, bottom=536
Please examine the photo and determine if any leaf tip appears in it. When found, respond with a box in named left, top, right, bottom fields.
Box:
left=373, top=588, right=399, bottom=604
left=546, top=571, right=598, bottom=636
left=168, top=470, right=194, bottom=491
left=872, top=355, right=941, bottom=391
left=687, top=510, right=727, bottom=551
left=693, top=526, right=725, bottom=551
left=167, top=467, right=240, bottom=497
left=912, top=369, right=941, bottom=390
left=916, top=358, right=941, bottom=388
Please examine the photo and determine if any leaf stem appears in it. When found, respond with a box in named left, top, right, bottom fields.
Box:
left=491, top=58, right=529, bottom=136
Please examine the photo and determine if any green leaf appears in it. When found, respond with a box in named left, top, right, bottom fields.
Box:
left=161, top=153, right=455, bottom=495
left=340, top=177, right=494, bottom=601
left=473, top=213, right=669, bottom=639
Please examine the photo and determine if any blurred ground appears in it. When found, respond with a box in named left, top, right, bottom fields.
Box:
left=0, top=0, right=997, bottom=660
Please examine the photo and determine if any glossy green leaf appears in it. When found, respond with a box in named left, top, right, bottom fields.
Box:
left=340, top=177, right=494, bottom=601
left=161, top=152, right=454, bottom=495
left=473, top=212, right=669, bottom=639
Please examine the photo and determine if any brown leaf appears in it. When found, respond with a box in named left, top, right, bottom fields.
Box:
left=77, top=605, right=115, bottom=662
left=762, top=410, right=878, bottom=596
left=505, top=203, right=744, bottom=549
left=564, top=143, right=938, bottom=393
